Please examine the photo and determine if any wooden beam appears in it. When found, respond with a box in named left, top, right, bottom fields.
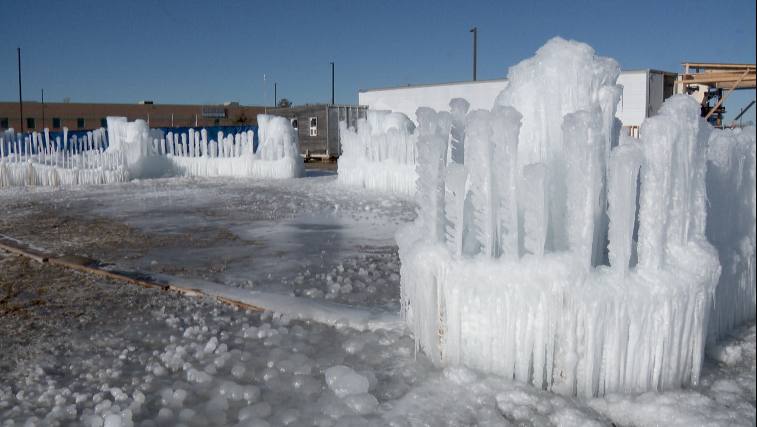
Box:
left=677, top=70, right=755, bottom=86
left=679, top=70, right=756, bottom=79
left=677, top=76, right=755, bottom=86
left=728, top=99, right=756, bottom=127
left=705, top=68, right=752, bottom=120
left=681, top=62, right=756, bottom=70
left=0, top=233, right=264, bottom=312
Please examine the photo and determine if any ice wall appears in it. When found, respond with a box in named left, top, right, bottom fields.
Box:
left=1, top=116, right=304, bottom=186
left=397, top=38, right=739, bottom=397
left=338, top=110, right=417, bottom=195
left=1, top=127, right=122, bottom=186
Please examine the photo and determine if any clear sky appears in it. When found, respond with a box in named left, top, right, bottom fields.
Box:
left=2, top=0, right=755, bottom=124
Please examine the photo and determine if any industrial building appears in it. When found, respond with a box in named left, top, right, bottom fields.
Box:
left=0, top=101, right=265, bottom=133
left=359, top=70, right=679, bottom=137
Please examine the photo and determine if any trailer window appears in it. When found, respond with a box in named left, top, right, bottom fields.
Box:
left=309, top=117, right=317, bottom=136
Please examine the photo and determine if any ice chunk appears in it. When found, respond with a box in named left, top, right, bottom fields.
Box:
left=343, top=393, right=379, bottom=415
left=325, top=365, right=370, bottom=398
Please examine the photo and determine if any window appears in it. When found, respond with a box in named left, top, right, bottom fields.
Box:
left=1, top=118, right=8, bottom=129
left=309, top=117, right=317, bottom=137
left=291, top=118, right=298, bottom=131
left=52, top=118, right=61, bottom=129
left=27, top=117, right=35, bottom=129
left=100, top=118, right=107, bottom=128
left=77, top=118, right=85, bottom=129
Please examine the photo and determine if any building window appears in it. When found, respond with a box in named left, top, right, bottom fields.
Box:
left=1, top=118, right=8, bottom=129
left=309, top=117, right=317, bottom=137
left=27, top=118, right=36, bottom=129
left=52, top=118, right=61, bottom=129
left=291, top=118, right=298, bottom=131
left=77, top=118, right=85, bottom=129
left=101, top=118, right=107, bottom=128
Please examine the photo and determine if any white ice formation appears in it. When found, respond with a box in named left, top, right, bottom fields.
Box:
left=338, top=110, right=417, bottom=195
left=0, top=127, right=121, bottom=186
left=397, top=37, right=756, bottom=397
left=0, top=114, right=303, bottom=186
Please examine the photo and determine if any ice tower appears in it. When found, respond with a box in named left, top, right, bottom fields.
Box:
left=395, top=37, right=754, bottom=397
left=338, top=110, right=417, bottom=195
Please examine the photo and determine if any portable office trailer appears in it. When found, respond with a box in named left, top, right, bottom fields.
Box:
left=358, top=70, right=680, bottom=136
left=268, top=104, right=367, bottom=159
left=615, top=70, right=679, bottom=136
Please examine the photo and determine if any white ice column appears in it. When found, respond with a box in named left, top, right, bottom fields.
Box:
left=492, top=105, right=522, bottom=260
left=522, top=163, right=550, bottom=259
left=607, top=143, right=642, bottom=277
left=562, top=111, right=605, bottom=269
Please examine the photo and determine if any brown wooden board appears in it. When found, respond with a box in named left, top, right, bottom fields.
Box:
left=0, top=233, right=262, bottom=311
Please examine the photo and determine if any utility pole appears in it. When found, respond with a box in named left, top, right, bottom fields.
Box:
left=18, top=48, right=24, bottom=134
left=41, top=89, right=44, bottom=130
left=264, top=74, right=267, bottom=114
left=330, top=62, right=335, bottom=105
left=470, top=27, right=477, bottom=81
left=274, top=83, right=277, bottom=107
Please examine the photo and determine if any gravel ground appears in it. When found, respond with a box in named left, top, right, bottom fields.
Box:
left=0, top=250, right=186, bottom=381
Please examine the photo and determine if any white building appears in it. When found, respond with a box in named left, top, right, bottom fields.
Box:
left=358, top=70, right=678, bottom=137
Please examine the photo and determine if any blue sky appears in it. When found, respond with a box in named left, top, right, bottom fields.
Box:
left=2, top=0, right=755, bottom=124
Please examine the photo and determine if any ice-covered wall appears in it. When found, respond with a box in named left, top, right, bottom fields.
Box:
left=1, top=115, right=304, bottom=186
left=397, top=37, right=754, bottom=397
left=338, top=110, right=417, bottom=195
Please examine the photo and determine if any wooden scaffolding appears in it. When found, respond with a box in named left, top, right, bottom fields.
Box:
left=677, top=63, right=756, bottom=126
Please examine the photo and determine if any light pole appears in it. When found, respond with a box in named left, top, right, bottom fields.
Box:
left=264, top=74, right=267, bottom=114
left=470, top=27, right=477, bottom=81
left=330, top=62, right=334, bottom=105
left=18, top=47, right=24, bottom=134
left=274, top=83, right=277, bottom=107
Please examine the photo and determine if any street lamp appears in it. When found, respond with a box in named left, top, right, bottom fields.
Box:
left=330, top=62, right=335, bottom=105
left=18, top=48, right=24, bottom=134
left=470, top=27, right=477, bottom=81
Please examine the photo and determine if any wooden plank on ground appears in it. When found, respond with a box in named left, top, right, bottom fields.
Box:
left=0, top=234, right=58, bottom=263
left=1, top=233, right=262, bottom=311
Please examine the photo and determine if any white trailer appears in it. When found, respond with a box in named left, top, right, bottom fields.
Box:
left=358, top=70, right=679, bottom=136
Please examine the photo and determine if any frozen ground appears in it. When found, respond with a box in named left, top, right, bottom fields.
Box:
left=1, top=170, right=755, bottom=426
